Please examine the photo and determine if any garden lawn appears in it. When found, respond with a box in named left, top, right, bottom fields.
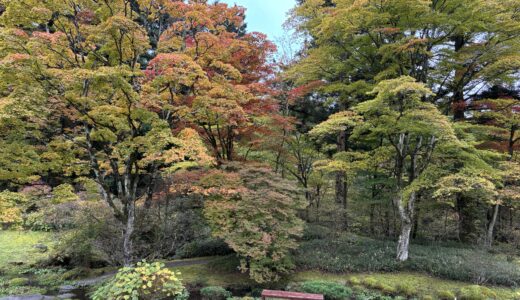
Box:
left=0, top=230, right=57, bottom=297
left=0, top=231, right=54, bottom=269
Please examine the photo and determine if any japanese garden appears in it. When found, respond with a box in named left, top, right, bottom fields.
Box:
left=0, top=0, right=520, bottom=299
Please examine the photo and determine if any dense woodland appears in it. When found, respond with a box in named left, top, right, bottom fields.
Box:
left=1, top=0, right=520, bottom=299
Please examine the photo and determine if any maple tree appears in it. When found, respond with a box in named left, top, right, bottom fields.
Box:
left=0, top=0, right=281, bottom=265
left=200, top=162, right=305, bottom=283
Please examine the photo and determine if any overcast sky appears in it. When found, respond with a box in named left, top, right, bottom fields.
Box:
left=219, top=0, right=297, bottom=43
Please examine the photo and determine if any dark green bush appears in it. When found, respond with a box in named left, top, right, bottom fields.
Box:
left=176, top=238, right=232, bottom=259
left=200, top=286, right=232, bottom=300
left=292, top=281, right=352, bottom=300
left=301, top=224, right=332, bottom=241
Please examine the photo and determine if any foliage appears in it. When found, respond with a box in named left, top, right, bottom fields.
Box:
left=201, top=162, right=305, bottom=283
left=458, top=285, right=497, bottom=300
left=291, top=281, right=353, bottom=300
left=92, top=261, right=188, bottom=300
left=294, top=234, right=520, bottom=287
left=176, top=238, right=232, bottom=259
left=0, top=191, right=27, bottom=225
left=0, top=0, right=279, bottom=265
left=200, top=286, right=232, bottom=300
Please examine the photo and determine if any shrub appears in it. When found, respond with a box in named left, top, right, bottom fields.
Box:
left=200, top=286, right=232, bottom=300
left=395, top=283, right=417, bottom=297
left=176, top=238, right=232, bottom=259
left=361, top=277, right=379, bottom=289
left=376, top=283, right=396, bottom=295
left=437, top=289, right=456, bottom=300
left=294, top=281, right=352, bottom=300
left=61, top=267, right=91, bottom=280
left=301, top=225, right=332, bottom=241
left=92, top=261, right=188, bottom=300
left=348, top=277, right=361, bottom=286
left=7, top=278, right=29, bottom=286
left=350, top=288, right=396, bottom=300
left=458, top=285, right=497, bottom=300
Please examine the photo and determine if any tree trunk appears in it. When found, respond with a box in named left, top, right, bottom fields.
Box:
left=397, top=221, right=412, bottom=261
left=486, top=204, right=500, bottom=248
left=396, top=192, right=416, bottom=261
left=452, top=35, right=467, bottom=121
left=335, top=131, right=347, bottom=205
left=123, top=199, right=135, bottom=266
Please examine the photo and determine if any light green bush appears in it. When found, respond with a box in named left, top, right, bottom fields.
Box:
left=458, top=285, right=497, bottom=300
left=7, top=277, right=29, bottom=286
left=92, top=261, right=188, bottom=300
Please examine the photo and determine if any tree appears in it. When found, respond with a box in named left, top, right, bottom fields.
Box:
left=0, top=0, right=219, bottom=265
left=309, top=110, right=363, bottom=226
left=471, top=98, right=520, bottom=160
left=289, top=0, right=520, bottom=119
left=353, top=76, right=456, bottom=261
left=200, top=162, right=305, bottom=283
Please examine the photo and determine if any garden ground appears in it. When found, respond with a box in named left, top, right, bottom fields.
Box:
left=2, top=231, right=520, bottom=299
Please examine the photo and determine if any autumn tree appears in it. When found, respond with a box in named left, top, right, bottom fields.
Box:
left=200, top=162, right=305, bottom=283
left=0, top=0, right=222, bottom=265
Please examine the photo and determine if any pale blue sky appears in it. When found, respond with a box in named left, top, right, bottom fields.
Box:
left=219, top=0, right=296, bottom=42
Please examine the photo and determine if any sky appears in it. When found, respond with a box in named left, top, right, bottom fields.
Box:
left=219, top=0, right=297, bottom=43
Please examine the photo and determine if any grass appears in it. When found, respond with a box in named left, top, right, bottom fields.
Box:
left=173, top=256, right=254, bottom=288
left=0, top=231, right=54, bottom=269
left=0, top=230, right=63, bottom=297
left=293, top=271, right=520, bottom=299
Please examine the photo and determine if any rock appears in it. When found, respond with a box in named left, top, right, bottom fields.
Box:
left=33, top=244, right=48, bottom=253
left=57, top=293, right=77, bottom=299
left=0, top=295, right=45, bottom=300
left=58, top=285, right=75, bottom=293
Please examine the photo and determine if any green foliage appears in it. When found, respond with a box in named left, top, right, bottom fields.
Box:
left=51, top=184, right=79, bottom=204
left=395, top=282, right=417, bottom=297
left=292, top=281, right=353, bottom=300
left=200, top=286, right=232, bottom=300
left=176, top=238, right=232, bottom=259
left=458, top=285, right=497, bottom=300
left=0, top=191, right=27, bottom=226
left=92, top=261, right=188, bottom=300
left=437, top=289, right=457, bottom=300
left=202, top=162, right=305, bottom=283
left=7, top=277, right=29, bottom=286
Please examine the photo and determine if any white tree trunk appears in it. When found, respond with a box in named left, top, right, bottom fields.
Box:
left=397, top=221, right=412, bottom=261
left=396, top=192, right=416, bottom=261
left=486, top=204, right=500, bottom=248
